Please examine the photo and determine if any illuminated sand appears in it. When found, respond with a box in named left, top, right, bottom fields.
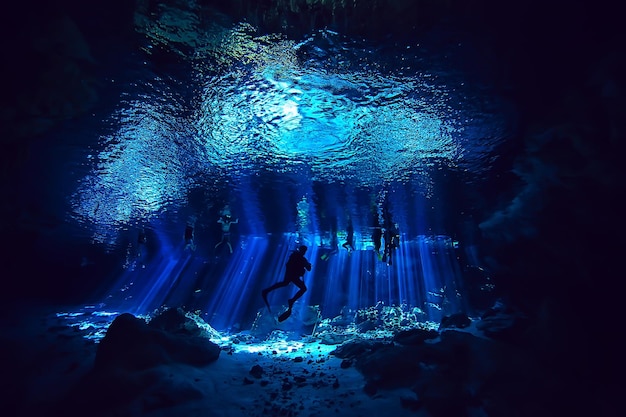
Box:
left=5, top=304, right=447, bottom=417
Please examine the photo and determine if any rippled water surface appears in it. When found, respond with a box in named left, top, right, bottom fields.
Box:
left=70, top=20, right=513, bottom=249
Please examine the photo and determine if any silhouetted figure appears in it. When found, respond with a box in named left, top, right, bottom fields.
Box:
left=137, top=228, right=147, bottom=258
left=320, top=231, right=339, bottom=261
left=380, top=205, right=399, bottom=265
left=214, top=205, right=238, bottom=254
left=184, top=222, right=196, bottom=251
left=214, top=214, right=238, bottom=254
left=262, top=245, right=312, bottom=320
left=372, top=226, right=383, bottom=260
left=219, top=204, right=233, bottom=218
left=138, top=228, right=147, bottom=245
left=382, top=225, right=400, bottom=265
left=342, top=217, right=355, bottom=254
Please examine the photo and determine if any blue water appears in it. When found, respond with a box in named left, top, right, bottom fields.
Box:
left=56, top=23, right=510, bottom=329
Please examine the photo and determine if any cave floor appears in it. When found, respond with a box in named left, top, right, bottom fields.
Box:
left=4, top=303, right=456, bottom=417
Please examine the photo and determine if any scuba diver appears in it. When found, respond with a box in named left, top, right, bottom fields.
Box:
left=262, top=245, right=312, bottom=321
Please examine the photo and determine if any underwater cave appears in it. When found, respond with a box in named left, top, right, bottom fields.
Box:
left=1, top=1, right=623, bottom=416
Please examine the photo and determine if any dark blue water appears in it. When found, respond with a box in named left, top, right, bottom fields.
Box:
left=32, top=16, right=514, bottom=329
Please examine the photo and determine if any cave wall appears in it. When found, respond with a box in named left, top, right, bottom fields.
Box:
left=0, top=0, right=138, bottom=304
left=473, top=2, right=625, bottom=382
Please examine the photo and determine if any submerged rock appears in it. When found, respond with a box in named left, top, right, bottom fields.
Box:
left=393, top=328, right=439, bottom=345
left=148, top=307, right=220, bottom=339
left=477, top=305, right=530, bottom=341
left=438, top=313, right=471, bottom=330
left=95, top=313, right=221, bottom=371
left=330, top=339, right=390, bottom=360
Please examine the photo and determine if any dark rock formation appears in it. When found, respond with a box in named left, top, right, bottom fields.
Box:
left=51, top=311, right=220, bottom=416
left=205, top=0, right=469, bottom=40
left=249, top=364, right=264, bottom=379
left=477, top=303, right=529, bottom=341
left=392, top=327, right=439, bottom=345
left=147, top=306, right=219, bottom=339
left=95, top=312, right=221, bottom=371
left=330, top=339, right=391, bottom=361
left=356, top=344, right=423, bottom=391
left=438, top=313, right=471, bottom=330
left=1, top=0, right=136, bottom=146
left=338, top=329, right=578, bottom=416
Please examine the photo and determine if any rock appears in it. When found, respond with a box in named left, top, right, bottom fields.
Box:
left=318, top=332, right=353, bottom=345
left=355, top=345, right=422, bottom=389
left=477, top=310, right=529, bottom=341
left=301, top=305, right=321, bottom=326
left=356, top=320, right=377, bottom=332
left=94, top=313, right=220, bottom=371
left=363, top=381, right=377, bottom=396
left=393, top=328, right=439, bottom=345
left=438, top=313, right=471, bottom=330
left=330, top=339, right=390, bottom=360
left=249, top=364, right=264, bottom=379
left=147, top=307, right=192, bottom=333
left=148, top=307, right=219, bottom=339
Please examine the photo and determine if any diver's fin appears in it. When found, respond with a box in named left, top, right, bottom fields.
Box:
left=278, top=307, right=292, bottom=322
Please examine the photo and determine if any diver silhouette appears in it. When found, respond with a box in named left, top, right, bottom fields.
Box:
left=262, top=245, right=312, bottom=321
left=382, top=223, right=400, bottom=265
left=342, top=217, right=355, bottom=253
left=372, top=226, right=383, bottom=260
left=214, top=209, right=238, bottom=254
left=380, top=205, right=400, bottom=265
left=184, top=222, right=196, bottom=251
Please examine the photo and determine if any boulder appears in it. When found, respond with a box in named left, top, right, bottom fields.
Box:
left=438, top=313, right=471, bottom=330
left=94, top=313, right=220, bottom=371
left=393, top=328, right=439, bottom=345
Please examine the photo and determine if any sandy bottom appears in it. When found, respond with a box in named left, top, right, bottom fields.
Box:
left=3, top=302, right=435, bottom=417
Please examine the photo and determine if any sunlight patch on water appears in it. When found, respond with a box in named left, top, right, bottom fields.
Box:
left=70, top=84, right=200, bottom=244
left=195, top=46, right=460, bottom=184
left=70, top=22, right=508, bottom=243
